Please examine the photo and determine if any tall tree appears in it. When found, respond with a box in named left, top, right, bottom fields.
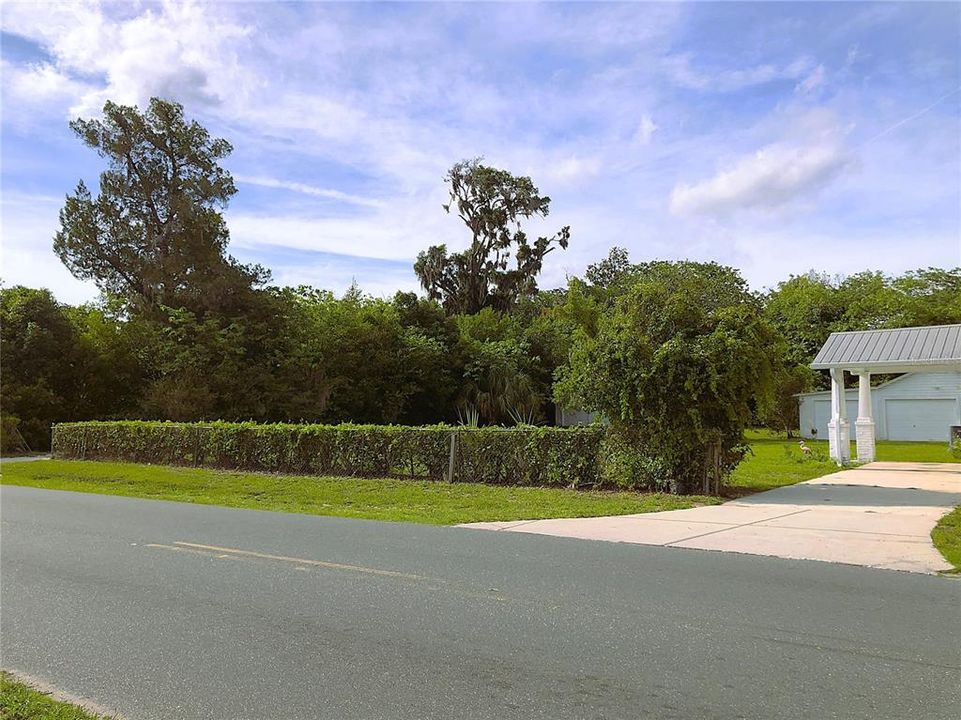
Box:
left=54, top=98, right=267, bottom=316
left=763, top=272, right=844, bottom=370
left=0, top=287, right=84, bottom=449
left=0, top=287, right=145, bottom=448
left=891, top=268, right=961, bottom=325
left=414, top=159, right=570, bottom=314
left=584, top=246, right=636, bottom=295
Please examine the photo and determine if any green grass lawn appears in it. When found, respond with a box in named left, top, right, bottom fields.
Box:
left=728, top=430, right=959, bottom=494
left=0, top=672, right=114, bottom=720
left=931, top=506, right=961, bottom=573
left=0, top=459, right=719, bottom=525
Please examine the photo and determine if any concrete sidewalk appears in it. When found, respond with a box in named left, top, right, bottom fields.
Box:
left=462, top=462, right=961, bottom=574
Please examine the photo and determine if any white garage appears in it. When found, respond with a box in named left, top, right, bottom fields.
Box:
left=806, top=323, right=961, bottom=464
left=798, top=371, right=961, bottom=442
left=808, top=325, right=961, bottom=463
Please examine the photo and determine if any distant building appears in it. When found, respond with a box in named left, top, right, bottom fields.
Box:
left=809, top=324, right=961, bottom=462
left=554, top=407, right=600, bottom=426
left=797, top=371, right=961, bottom=442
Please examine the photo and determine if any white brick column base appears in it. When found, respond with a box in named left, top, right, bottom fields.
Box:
left=828, top=420, right=851, bottom=464
left=839, top=421, right=851, bottom=463
left=828, top=419, right=840, bottom=461
left=855, top=419, right=876, bottom=463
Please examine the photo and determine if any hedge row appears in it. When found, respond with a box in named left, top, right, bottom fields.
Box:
left=51, top=421, right=606, bottom=488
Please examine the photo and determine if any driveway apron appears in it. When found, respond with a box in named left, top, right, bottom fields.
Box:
left=462, top=462, right=961, bottom=573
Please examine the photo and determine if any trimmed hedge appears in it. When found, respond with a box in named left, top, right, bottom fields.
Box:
left=51, top=421, right=606, bottom=488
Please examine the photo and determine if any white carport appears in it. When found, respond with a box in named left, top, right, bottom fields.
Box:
left=811, top=324, right=961, bottom=464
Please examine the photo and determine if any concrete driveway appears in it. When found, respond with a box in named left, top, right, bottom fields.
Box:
left=463, top=462, right=961, bottom=574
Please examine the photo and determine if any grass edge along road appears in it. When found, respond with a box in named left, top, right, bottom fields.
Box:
left=931, top=506, right=961, bottom=573
left=0, top=671, right=116, bottom=720
left=0, top=459, right=720, bottom=525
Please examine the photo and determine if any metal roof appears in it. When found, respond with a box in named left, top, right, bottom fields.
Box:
left=810, top=324, right=961, bottom=370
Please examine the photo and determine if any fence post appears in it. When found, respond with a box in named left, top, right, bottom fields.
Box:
left=447, top=431, right=457, bottom=483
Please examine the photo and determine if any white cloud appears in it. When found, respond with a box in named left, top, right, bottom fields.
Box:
left=235, top=176, right=386, bottom=209
left=730, top=230, right=961, bottom=291
left=2, top=0, right=253, bottom=117
left=670, top=137, right=852, bottom=216
left=845, top=45, right=862, bottom=68
left=795, top=64, right=826, bottom=95
left=635, top=115, right=658, bottom=145
left=0, top=193, right=99, bottom=304
left=543, top=155, right=603, bottom=185
left=0, top=60, right=90, bottom=127
left=226, top=191, right=459, bottom=262
left=664, top=54, right=815, bottom=92
left=4, top=61, right=79, bottom=100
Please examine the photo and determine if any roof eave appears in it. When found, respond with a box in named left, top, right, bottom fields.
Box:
left=810, top=360, right=961, bottom=371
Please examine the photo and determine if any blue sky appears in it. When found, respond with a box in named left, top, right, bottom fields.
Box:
left=2, top=1, right=959, bottom=303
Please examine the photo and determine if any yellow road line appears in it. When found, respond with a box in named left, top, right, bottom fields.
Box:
left=146, top=543, right=245, bottom=560
left=145, top=542, right=541, bottom=606
left=172, top=541, right=425, bottom=580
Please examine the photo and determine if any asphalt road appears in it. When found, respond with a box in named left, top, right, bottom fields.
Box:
left=2, top=485, right=959, bottom=720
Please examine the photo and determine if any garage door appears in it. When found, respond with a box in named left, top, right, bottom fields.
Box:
left=885, top=399, right=958, bottom=441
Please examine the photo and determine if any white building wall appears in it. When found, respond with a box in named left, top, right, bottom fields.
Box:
left=798, top=371, right=961, bottom=441
left=555, top=407, right=597, bottom=426
left=799, top=395, right=856, bottom=441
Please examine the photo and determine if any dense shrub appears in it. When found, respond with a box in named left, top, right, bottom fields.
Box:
left=52, top=421, right=606, bottom=488
left=597, top=432, right=674, bottom=493
left=556, top=262, right=778, bottom=493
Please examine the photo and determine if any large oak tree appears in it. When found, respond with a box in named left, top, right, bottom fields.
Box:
left=415, top=159, right=570, bottom=315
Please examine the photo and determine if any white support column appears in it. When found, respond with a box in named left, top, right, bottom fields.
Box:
left=828, top=368, right=841, bottom=462
left=827, top=368, right=851, bottom=464
left=838, top=371, right=851, bottom=463
left=855, top=371, right=876, bottom=463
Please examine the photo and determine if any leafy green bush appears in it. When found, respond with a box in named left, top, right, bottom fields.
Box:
left=597, top=432, right=674, bottom=492
left=555, top=261, right=779, bottom=493
left=52, top=421, right=606, bottom=488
